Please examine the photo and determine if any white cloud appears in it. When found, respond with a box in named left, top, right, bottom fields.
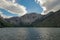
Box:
left=35, top=0, right=60, bottom=15
left=0, top=0, right=27, bottom=16
left=0, top=11, right=13, bottom=18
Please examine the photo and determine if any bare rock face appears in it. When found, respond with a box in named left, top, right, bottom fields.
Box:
left=4, top=13, right=42, bottom=25
left=20, top=13, right=42, bottom=24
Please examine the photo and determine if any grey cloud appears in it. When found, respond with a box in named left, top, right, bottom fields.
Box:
left=35, top=0, right=60, bottom=15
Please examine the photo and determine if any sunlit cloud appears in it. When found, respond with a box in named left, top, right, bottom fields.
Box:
left=35, top=0, right=60, bottom=15
left=0, top=0, right=27, bottom=16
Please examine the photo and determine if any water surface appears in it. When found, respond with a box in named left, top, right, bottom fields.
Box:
left=0, top=28, right=60, bottom=40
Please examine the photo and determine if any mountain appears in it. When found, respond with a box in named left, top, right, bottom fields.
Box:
left=5, top=17, right=21, bottom=26
left=0, top=15, right=14, bottom=27
left=0, top=10, right=60, bottom=27
left=32, top=10, right=60, bottom=27
left=3, top=13, right=42, bottom=27
left=20, top=13, right=42, bottom=24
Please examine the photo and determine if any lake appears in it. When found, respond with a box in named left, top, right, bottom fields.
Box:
left=0, top=28, right=60, bottom=40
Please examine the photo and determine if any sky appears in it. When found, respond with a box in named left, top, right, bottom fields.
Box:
left=18, top=0, right=43, bottom=13
left=0, top=0, right=60, bottom=18
left=0, top=0, right=43, bottom=18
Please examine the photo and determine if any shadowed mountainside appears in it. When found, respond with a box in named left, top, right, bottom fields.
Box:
left=32, top=10, right=60, bottom=27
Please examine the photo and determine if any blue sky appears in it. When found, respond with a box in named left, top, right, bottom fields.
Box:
left=0, top=0, right=43, bottom=17
left=17, top=0, right=43, bottom=13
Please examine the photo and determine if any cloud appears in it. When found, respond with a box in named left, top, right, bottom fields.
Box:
left=0, top=11, right=13, bottom=18
left=0, top=0, right=27, bottom=16
left=35, top=0, right=60, bottom=15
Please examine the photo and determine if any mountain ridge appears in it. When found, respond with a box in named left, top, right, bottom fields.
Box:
left=0, top=10, right=60, bottom=27
left=32, top=10, right=60, bottom=27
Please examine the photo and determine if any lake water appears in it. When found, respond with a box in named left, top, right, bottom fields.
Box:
left=0, top=28, right=60, bottom=40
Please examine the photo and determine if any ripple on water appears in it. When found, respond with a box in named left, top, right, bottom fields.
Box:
left=0, top=28, right=60, bottom=40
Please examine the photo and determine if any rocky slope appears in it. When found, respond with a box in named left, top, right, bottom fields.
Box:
left=32, top=10, right=60, bottom=27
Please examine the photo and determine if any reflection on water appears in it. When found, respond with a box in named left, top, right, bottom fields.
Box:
left=0, top=28, right=60, bottom=40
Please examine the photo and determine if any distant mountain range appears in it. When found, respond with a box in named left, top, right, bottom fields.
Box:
left=0, top=10, right=60, bottom=27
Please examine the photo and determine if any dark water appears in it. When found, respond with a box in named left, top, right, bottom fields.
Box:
left=0, top=28, right=60, bottom=40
